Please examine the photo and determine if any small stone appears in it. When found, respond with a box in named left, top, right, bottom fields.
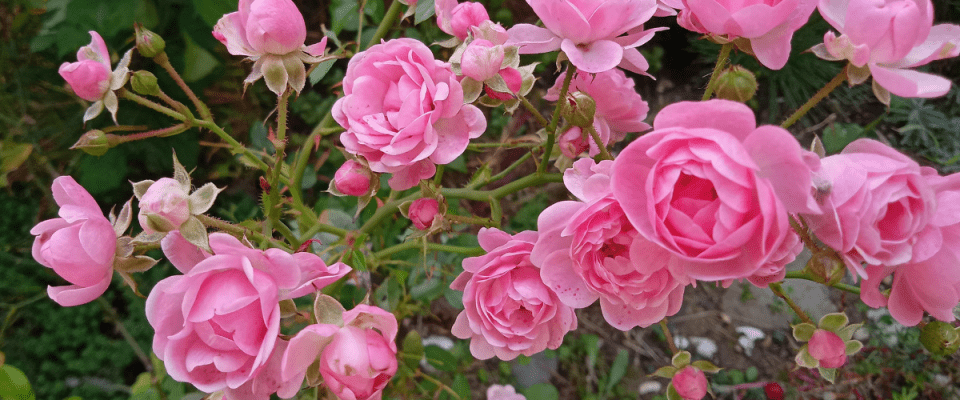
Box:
left=638, top=381, right=662, bottom=395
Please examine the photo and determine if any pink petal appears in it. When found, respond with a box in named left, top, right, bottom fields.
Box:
left=870, top=65, right=952, bottom=98
left=540, top=251, right=599, bottom=308
left=742, top=126, right=820, bottom=214
left=652, top=100, right=757, bottom=141
left=161, top=231, right=211, bottom=274
left=505, top=24, right=562, bottom=54
left=560, top=39, right=623, bottom=74
left=47, top=272, right=112, bottom=307
left=750, top=23, right=794, bottom=70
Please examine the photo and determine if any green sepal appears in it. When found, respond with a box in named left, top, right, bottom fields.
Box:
left=691, top=360, right=722, bottom=374
left=792, top=322, right=816, bottom=342
left=314, top=294, right=346, bottom=326
left=671, top=351, right=691, bottom=369
left=651, top=365, right=678, bottom=379
left=818, top=313, right=849, bottom=332
left=845, top=340, right=863, bottom=355
left=818, top=367, right=837, bottom=383
left=795, top=347, right=818, bottom=369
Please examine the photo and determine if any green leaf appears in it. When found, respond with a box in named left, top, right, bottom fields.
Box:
left=745, top=366, right=759, bottom=382
left=363, top=0, right=385, bottom=20
left=605, top=349, right=629, bottom=393
left=402, top=331, right=424, bottom=369
left=818, top=313, right=849, bottom=332
left=521, top=383, right=559, bottom=400
left=792, top=322, right=816, bottom=342
left=309, top=59, right=336, bottom=85
left=822, top=123, right=864, bottom=154
left=181, top=33, right=219, bottom=82
left=424, top=345, right=457, bottom=372
left=583, top=334, right=600, bottom=369
left=451, top=374, right=470, bottom=400
left=331, top=0, right=360, bottom=33
left=350, top=250, right=368, bottom=272
left=192, top=0, right=237, bottom=27
left=414, top=0, right=436, bottom=25
left=0, top=364, right=36, bottom=400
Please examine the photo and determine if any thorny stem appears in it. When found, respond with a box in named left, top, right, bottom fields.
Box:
left=482, top=152, right=533, bottom=185
left=446, top=213, right=498, bottom=227
left=781, top=67, right=847, bottom=129
left=196, top=214, right=289, bottom=250
left=120, top=89, right=186, bottom=121
left=517, top=95, right=550, bottom=128
left=373, top=241, right=484, bottom=260
left=153, top=52, right=212, bottom=120
left=702, top=42, right=733, bottom=100
left=112, top=124, right=189, bottom=144
left=769, top=282, right=814, bottom=324
left=659, top=318, right=679, bottom=354
left=539, top=64, right=576, bottom=174
left=196, top=119, right=274, bottom=173
left=585, top=124, right=613, bottom=160
left=265, top=91, right=291, bottom=245
left=784, top=271, right=861, bottom=295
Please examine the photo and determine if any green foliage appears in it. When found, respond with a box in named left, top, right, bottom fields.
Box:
left=889, top=86, right=960, bottom=172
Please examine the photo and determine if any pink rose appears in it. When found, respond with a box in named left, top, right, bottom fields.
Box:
left=160, top=232, right=352, bottom=300
left=807, top=329, right=847, bottom=368
left=436, top=0, right=490, bottom=40
left=30, top=176, right=116, bottom=307
left=407, top=198, right=440, bottom=231
left=858, top=171, right=960, bottom=326
left=533, top=159, right=687, bottom=330
left=814, top=0, right=960, bottom=98
left=803, top=139, right=938, bottom=275
left=333, top=160, right=374, bottom=197
left=744, top=231, right=802, bottom=288
left=545, top=69, right=651, bottom=157
left=486, top=384, right=526, bottom=400
left=451, top=228, right=577, bottom=360
left=282, top=305, right=399, bottom=400
left=461, top=39, right=505, bottom=82
left=672, top=366, right=708, bottom=400
left=213, top=0, right=329, bottom=94
left=506, top=0, right=663, bottom=74
left=333, top=38, right=486, bottom=190
left=146, top=252, right=284, bottom=392
left=58, top=31, right=131, bottom=122
left=150, top=232, right=350, bottom=393
left=611, top=100, right=821, bottom=281
left=674, top=0, right=817, bottom=69
left=138, top=177, right=191, bottom=234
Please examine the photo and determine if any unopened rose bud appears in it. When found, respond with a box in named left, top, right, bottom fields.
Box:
left=714, top=65, right=757, bottom=103
left=461, top=39, right=504, bottom=82
left=130, top=70, right=161, bottom=96
left=408, top=198, right=440, bottom=230
left=333, top=160, right=373, bottom=196
left=450, top=2, right=490, bottom=40
left=557, top=127, right=589, bottom=158
left=71, top=130, right=113, bottom=156
left=920, top=321, right=960, bottom=356
left=135, top=24, right=166, bottom=58
left=138, top=178, right=191, bottom=234
left=672, top=366, right=707, bottom=400
left=808, top=329, right=847, bottom=368
left=563, top=92, right=596, bottom=128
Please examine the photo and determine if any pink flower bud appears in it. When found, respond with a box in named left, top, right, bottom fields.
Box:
left=59, top=60, right=111, bottom=102
left=461, top=39, right=504, bottom=82
left=334, top=160, right=373, bottom=196
left=408, top=198, right=439, bottom=230
left=808, top=329, right=847, bottom=369
left=450, top=2, right=490, bottom=40
left=320, top=326, right=398, bottom=400
left=487, top=384, right=526, bottom=400
left=672, top=366, right=708, bottom=400
left=31, top=176, right=116, bottom=307
left=483, top=66, right=522, bottom=101
left=58, top=31, right=112, bottom=102
left=138, top=178, right=191, bottom=234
